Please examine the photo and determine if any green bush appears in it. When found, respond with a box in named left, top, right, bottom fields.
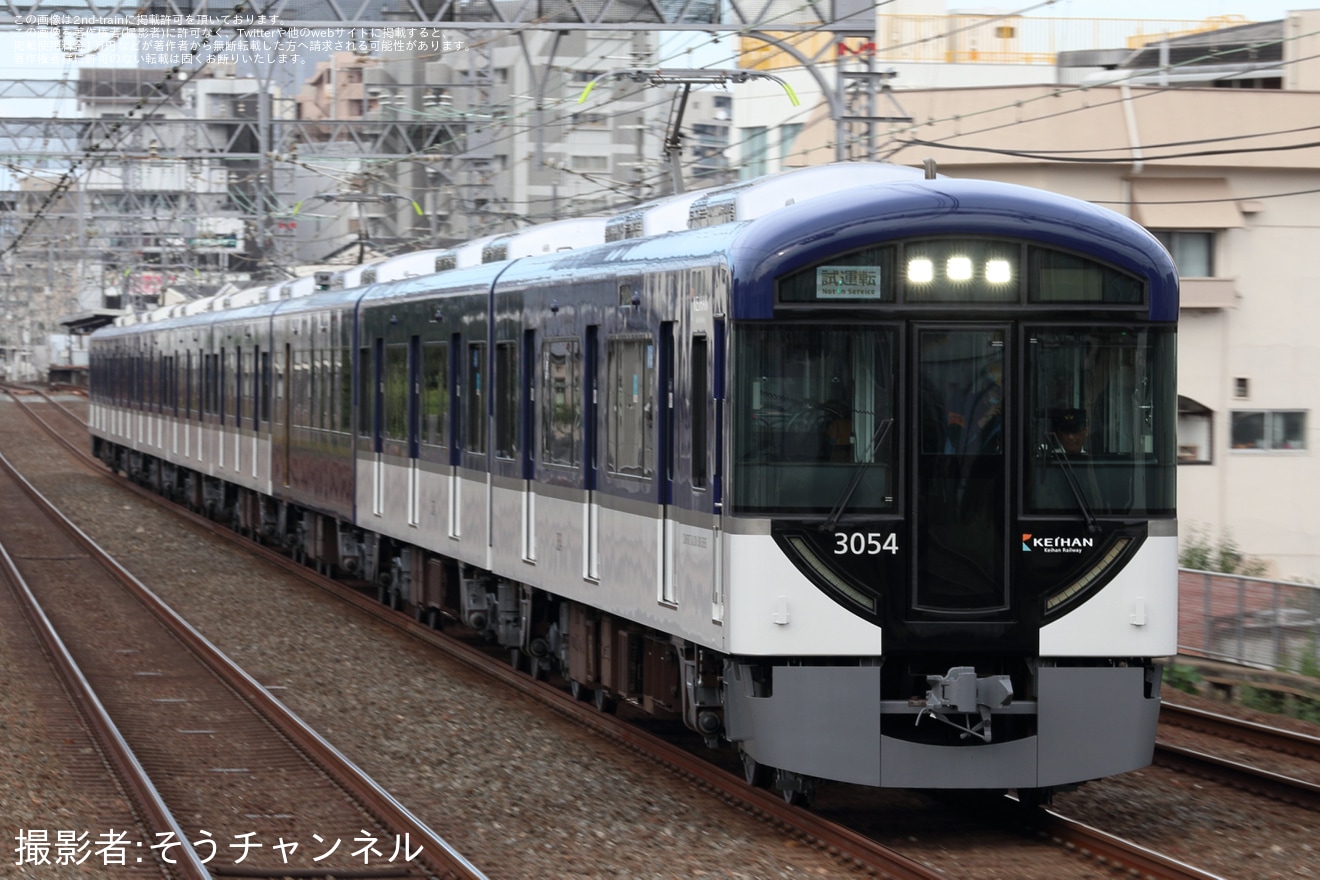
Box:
left=1163, top=664, right=1202, bottom=696
left=1240, top=684, right=1320, bottom=723
left=1179, top=523, right=1268, bottom=576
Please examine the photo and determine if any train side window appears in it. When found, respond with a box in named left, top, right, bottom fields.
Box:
left=230, top=346, right=240, bottom=425
left=421, top=341, right=448, bottom=447
left=384, top=342, right=408, bottom=442
left=204, top=353, right=218, bottom=416
left=152, top=352, right=162, bottom=413
left=260, top=349, right=271, bottom=424
left=607, top=336, right=654, bottom=478
left=219, top=348, right=228, bottom=423
left=247, top=347, right=256, bottom=427
left=466, top=342, right=486, bottom=454
left=308, top=337, right=319, bottom=430
left=233, top=346, right=243, bottom=427
left=159, top=355, right=168, bottom=415
left=321, top=337, right=334, bottom=431
left=495, top=341, right=518, bottom=460
left=541, top=338, right=580, bottom=468
left=692, top=335, right=708, bottom=489
left=321, top=337, right=331, bottom=430
left=336, top=332, right=351, bottom=434
left=293, top=347, right=309, bottom=427
left=357, top=345, right=373, bottom=437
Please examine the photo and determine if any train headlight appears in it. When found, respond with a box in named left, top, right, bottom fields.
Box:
left=985, top=259, right=1012, bottom=284
left=946, top=256, right=973, bottom=282
left=907, top=258, right=934, bottom=284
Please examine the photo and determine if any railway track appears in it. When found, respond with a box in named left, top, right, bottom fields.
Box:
left=1156, top=702, right=1320, bottom=810
left=0, top=397, right=483, bottom=879
left=0, top=385, right=1267, bottom=879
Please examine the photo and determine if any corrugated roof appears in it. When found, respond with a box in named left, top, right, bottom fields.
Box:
left=1123, top=19, right=1283, bottom=69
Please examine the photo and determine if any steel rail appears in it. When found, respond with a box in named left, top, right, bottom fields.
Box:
left=1162, top=701, right=1320, bottom=763
left=0, top=455, right=213, bottom=880
left=0, top=409, right=487, bottom=880
left=27, top=388, right=1246, bottom=879
left=1027, top=806, right=1227, bottom=880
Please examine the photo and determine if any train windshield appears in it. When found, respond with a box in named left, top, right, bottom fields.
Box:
left=1024, top=326, right=1176, bottom=517
left=733, top=325, right=898, bottom=515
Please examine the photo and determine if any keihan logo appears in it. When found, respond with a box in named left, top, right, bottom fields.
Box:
left=1022, top=534, right=1095, bottom=554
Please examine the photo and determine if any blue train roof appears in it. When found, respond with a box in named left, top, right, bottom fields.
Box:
left=92, top=167, right=1179, bottom=339
left=728, top=176, right=1179, bottom=321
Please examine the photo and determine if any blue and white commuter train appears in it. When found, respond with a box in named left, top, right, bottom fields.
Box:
left=89, top=163, right=1179, bottom=803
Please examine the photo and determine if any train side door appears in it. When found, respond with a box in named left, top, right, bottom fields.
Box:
left=659, top=321, right=676, bottom=604
left=911, top=326, right=1010, bottom=617
left=521, top=329, right=536, bottom=561
left=371, top=337, right=384, bottom=516
left=447, top=333, right=462, bottom=539
left=711, top=317, right=726, bottom=622
left=281, top=341, right=292, bottom=487
left=408, top=334, right=421, bottom=526
left=583, top=325, right=600, bottom=580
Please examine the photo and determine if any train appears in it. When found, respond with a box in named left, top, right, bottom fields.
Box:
left=88, top=162, right=1179, bottom=804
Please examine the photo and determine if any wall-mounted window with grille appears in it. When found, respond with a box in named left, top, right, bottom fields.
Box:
left=570, top=154, right=609, bottom=172
left=741, top=126, right=768, bottom=179
left=1230, top=410, right=1306, bottom=451
left=1178, top=396, right=1213, bottom=464
left=1152, top=230, right=1213, bottom=277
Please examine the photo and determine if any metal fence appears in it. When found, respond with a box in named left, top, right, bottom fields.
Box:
left=1178, top=569, right=1320, bottom=673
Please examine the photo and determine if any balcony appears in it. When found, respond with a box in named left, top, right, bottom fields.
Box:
left=1180, top=277, right=1237, bottom=310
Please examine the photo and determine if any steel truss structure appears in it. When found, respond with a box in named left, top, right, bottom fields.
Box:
left=0, top=1, right=889, bottom=317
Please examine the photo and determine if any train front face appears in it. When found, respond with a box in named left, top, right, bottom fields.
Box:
left=721, top=179, right=1179, bottom=792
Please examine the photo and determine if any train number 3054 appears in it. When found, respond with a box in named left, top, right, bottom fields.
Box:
left=833, top=532, right=899, bottom=555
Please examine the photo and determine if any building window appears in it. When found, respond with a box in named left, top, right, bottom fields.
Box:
left=570, top=154, right=609, bottom=172
left=741, top=126, right=768, bottom=179
left=780, top=122, right=803, bottom=166
left=1231, top=410, right=1307, bottom=451
left=1178, top=396, right=1213, bottom=464
left=1152, top=230, right=1213, bottom=277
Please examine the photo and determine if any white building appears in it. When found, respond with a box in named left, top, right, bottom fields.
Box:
left=749, top=9, right=1320, bottom=579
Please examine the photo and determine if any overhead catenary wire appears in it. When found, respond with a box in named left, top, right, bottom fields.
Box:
left=6, top=3, right=1316, bottom=274
left=0, top=2, right=282, bottom=262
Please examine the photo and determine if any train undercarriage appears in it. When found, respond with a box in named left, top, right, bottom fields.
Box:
left=97, top=440, right=1148, bottom=807
left=97, top=441, right=725, bottom=738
